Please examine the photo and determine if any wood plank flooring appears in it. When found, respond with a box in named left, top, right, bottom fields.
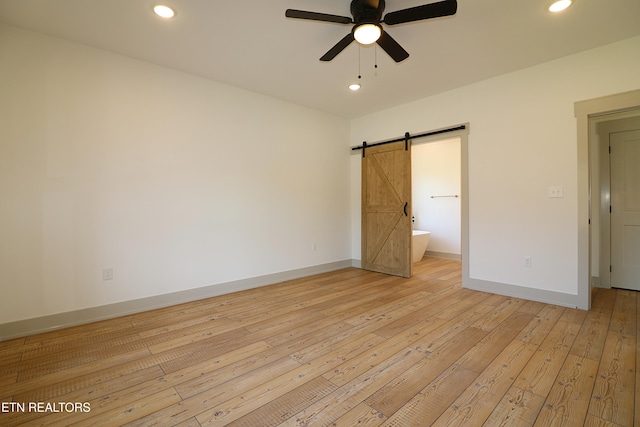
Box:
left=0, top=257, right=637, bottom=426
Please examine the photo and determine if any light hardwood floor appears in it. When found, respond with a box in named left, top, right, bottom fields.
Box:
left=0, top=257, right=637, bottom=426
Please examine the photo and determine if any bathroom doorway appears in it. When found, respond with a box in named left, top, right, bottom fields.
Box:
left=411, top=137, right=462, bottom=260
left=354, top=124, right=469, bottom=281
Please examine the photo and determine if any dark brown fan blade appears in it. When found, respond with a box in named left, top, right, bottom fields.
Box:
left=376, top=30, right=409, bottom=62
left=286, top=9, right=352, bottom=24
left=320, top=33, right=355, bottom=61
left=383, top=0, right=457, bottom=25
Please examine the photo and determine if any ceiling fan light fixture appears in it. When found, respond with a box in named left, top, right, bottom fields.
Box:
left=349, top=83, right=361, bottom=91
left=153, top=5, right=175, bottom=19
left=548, top=0, right=572, bottom=12
left=353, top=23, right=381, bottom=45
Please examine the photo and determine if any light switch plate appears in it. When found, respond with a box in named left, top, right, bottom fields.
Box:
left=548, top=186, right=564, bottom=198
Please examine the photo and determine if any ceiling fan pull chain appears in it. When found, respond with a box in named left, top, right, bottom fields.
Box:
left=375, top=45, right=378, bottom=70
left=358, top=45, right=362, bottom=82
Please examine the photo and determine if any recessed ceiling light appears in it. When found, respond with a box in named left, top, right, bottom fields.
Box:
left=548, top=0, right=572, bottom=12
left=349, top=83, right=361, bottom=91
left=153, top=5, right=175, bottom=19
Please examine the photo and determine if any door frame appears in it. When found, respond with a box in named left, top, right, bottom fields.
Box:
left=575, top=88, right=640, bottom=309
left=410, top=126, right=472, bottom=285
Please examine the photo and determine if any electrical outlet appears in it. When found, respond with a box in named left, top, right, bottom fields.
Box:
left=523, top=256, right=532, bottom=268
left=312, top=243, right=318, bottom=251
left=103, top=267, right=113, bottom=281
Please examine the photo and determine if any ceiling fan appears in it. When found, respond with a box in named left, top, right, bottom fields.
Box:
left=285, top=0, right=457, bottom=62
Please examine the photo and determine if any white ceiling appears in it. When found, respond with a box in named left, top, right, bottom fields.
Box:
left=1, top=0, right=639, bottom=118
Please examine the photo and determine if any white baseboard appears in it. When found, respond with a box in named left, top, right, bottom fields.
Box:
left=6, top=258, right=579, bottom=341
left=462, top=276, right=580, bottom=309
left=425, top=251, right=461, bottom=261
left=0, top=260, right=354, bottom=341
left=591, top=276, right=606, bottom=288
left=352, top=258, right=580, bottom=310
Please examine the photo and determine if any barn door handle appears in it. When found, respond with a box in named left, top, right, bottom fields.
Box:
left=403, top=202, right=408, bottom=216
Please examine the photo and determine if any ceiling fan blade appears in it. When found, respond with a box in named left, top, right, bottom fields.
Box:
left=285, top=9, right=352, bottom=24
left=383, top=0, right=457, bottom=25
left=320, top=33, right=355, bottom=61
left=376, top=30, right=409, bottom=62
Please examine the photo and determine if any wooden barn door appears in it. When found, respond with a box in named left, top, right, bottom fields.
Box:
left=362, top=140, right=412, bottom=278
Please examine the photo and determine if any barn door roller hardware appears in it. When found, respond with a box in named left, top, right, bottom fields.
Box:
left=354, top=125, right=466, bottom=158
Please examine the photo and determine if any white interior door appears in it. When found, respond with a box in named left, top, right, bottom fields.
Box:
left=610, top=129, right=640, bottom=290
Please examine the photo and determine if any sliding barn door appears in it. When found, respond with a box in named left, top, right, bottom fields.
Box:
left=362, top=141, right=412, bottom=278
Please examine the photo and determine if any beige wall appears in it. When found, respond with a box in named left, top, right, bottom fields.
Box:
left=0, top=24, right=351, bottom=325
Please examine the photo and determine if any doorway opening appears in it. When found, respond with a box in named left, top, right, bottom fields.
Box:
left=412, top=137, right=462, bottom=261
left=591, top=113, right=640, bottom=291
